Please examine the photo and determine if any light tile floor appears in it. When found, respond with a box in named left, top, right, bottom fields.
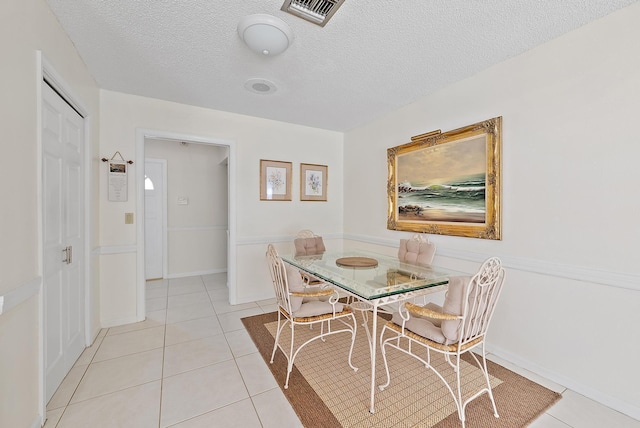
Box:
left=44, top=274, right=640, bottom=428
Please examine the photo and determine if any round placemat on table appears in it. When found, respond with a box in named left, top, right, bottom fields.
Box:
left=336, top=257, right=378, bottom=268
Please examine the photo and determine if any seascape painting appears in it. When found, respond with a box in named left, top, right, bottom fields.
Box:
left=387, top=116, right=502, bottom=240
left=397, top=135, right=486, bottom=223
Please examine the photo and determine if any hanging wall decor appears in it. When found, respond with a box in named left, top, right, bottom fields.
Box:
left=260, top=159, right=292, bottom=201
left=300, top=163, right=328, bottom=201
left=387, top=117, right=502, bottom=240
left=102, top=151, right=133, bottom=202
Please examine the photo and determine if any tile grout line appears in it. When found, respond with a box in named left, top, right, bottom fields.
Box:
left=49, top=327, right=108, bottom=427
left=157, top=279, right=169, bottom=428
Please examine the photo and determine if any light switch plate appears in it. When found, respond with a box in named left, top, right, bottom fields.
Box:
left=125, top=212, right=134, bottom=224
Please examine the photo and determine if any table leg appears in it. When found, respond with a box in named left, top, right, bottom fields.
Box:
left=369, top=303, right=378, bottom=413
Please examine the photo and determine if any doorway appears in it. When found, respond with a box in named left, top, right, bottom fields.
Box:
left=144, top=158, right=166, bottom=280
left=135, top=130, right=237, bottom=321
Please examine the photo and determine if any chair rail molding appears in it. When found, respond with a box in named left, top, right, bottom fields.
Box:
left=177, top=232, right=638, bottom=291
left=167, top=225, right=227, bottom=232
left=348, top=233, right=639, bottom=292
left=0, top=277, right=42, bottom=316
left=92, top=245, right=137, bottom=255
left=236, top=232, right=343, bottom=246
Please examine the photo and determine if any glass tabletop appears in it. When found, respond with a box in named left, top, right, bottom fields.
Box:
left=281, top=250, right=465, bottom=300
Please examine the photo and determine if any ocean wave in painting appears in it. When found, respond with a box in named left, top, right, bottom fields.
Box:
left=397, top=173, right=486, bottom=223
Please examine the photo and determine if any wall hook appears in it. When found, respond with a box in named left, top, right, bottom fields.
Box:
left=101, top=151, right=133, bottom=164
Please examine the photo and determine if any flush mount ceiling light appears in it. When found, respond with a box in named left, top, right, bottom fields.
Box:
left=237, top=14, right=293, bottom=56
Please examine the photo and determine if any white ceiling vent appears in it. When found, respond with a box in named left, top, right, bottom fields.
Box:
left=281, top=0, right=345, bottom=27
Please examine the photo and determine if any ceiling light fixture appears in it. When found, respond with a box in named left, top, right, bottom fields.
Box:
left=237, top=14, right=293, bottom=56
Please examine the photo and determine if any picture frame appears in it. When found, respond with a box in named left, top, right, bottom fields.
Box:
left=387, top=116, right=502, bottom=240
left=260, top=159, right=292, bottom=201
left=300, top=163, right=328, bottom=201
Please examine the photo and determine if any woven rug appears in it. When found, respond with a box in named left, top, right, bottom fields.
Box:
left=242, top=311, right=560, bottom=428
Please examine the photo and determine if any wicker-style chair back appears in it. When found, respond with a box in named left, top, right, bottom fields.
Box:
left=458, top=257, right=505, bottom=346
left=265, top=243, right=358, bottom=389
left=380, top=257, right=506, bottom=428
left=266, top=243, right=293, bottom=316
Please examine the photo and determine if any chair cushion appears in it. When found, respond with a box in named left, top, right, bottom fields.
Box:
left=398, top=239, right=436, bottom=266
left=440, top=275, right=471, bottom=343
left=392, top=275, right=471, bottom=344
left=293, top=300, right=344, bottom=318
left=285, top=263, right=306, bottom=312
left=391, top=311, right=446, bottom=344
left=294, top=236, right=326, bottom=255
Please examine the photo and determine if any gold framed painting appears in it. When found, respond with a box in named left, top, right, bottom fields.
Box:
left=300, top=163, right=328, bottom=201
left=260, top=159, right=292, bottom=201
left=387, top=116, right=502, bottom=240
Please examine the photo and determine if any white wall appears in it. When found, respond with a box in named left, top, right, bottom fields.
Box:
left=99, top=90, right=344, bottom=324
left=145, top=139, right=228, bottom=277
left=0, top=0, right=100, bottom=426
left=343, top=4, right=640, bottom=419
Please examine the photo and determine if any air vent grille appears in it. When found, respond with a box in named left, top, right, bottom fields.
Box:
left=281, top=0, right=345, bottom=27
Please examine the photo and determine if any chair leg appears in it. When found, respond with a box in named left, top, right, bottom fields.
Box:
left=479, top=346, right=499, bottom=418
left=445, top=353, right=456, bottom=370
left=284, top=323, right=295, bottom=389
left=270, top=311, right=285, bottom=364
left=454, top=354, right=466, bottom=426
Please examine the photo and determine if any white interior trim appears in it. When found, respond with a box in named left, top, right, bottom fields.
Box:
left=0, top=277, right=41, bottom=316
left=92, top=245, right=138, bottom=255
left=343, top=233, right=639, bottom=291
left=136, top=128, right=238, bottom=318
left=29, top=415, right=42, bottom=428
left=167, top=225, right=228, bottom=231
left=236, top=232, right=638, bottom=291
left=166, top=268, right=227, bottom=279
left=486, top=343, right=640, bottom=420
left=37, top=50, right=93, bottom=426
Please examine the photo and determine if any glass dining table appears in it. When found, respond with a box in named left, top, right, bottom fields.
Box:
left=281, top=249, right=465, bottom=414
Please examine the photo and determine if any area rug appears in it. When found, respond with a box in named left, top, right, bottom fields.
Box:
left=242, top=311, right=560, bottom=428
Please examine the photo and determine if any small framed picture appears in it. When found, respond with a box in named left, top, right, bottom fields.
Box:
left=260, top=159, right=292, bottom=201
left=300, top=163, right=328, bottom=201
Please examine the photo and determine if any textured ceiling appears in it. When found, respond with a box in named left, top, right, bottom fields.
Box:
left=46, top=0, right=637, bottom=131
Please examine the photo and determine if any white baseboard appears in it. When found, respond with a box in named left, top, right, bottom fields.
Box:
left=235, top=292, right=275, bottom=305
left=165, top=268, right=227, bottom=279
left=486, top=343, right=640, bottom=421
left=30, top=415, right=42, bottom=428
left=100, top=315, right=142, bottom=329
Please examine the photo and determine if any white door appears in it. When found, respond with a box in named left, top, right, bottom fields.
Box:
left=42, top=81, right=85, bottom=402
left=144, top=159, right=165, bottom=280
